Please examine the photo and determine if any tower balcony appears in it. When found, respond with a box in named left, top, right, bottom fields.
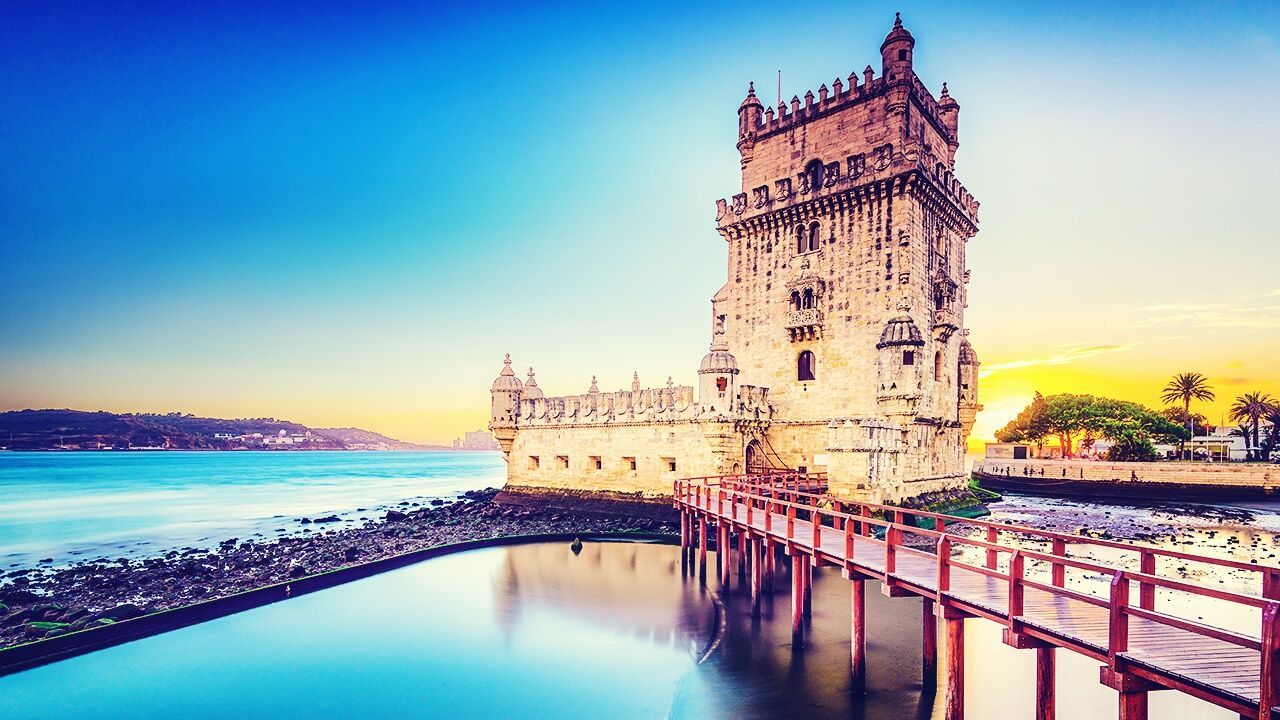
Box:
left=932, top=307, right=959, bottom=339
left=786, top=308, right=823, bottom=342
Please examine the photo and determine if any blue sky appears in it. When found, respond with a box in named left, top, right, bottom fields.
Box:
left=2, top=1, right=1277, bottom=443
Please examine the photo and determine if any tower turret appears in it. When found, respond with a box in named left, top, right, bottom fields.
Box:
left=523, top=367, right=543, bottom=400
left=938, top=82, right=960, bottom=163
left=880, top=13, right=915, bottom=83
left=737, top=82, right=764, bottom=167
left=488, top=353, right=522, bottom=457
left=958, top=335, right=982, bottom=435
left=875, top=316, right=925, bottom=416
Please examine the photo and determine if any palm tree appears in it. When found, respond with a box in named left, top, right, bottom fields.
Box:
left=1230, top=392, right=1276, bottom=461
left=1161, top=372, right=1215, bottom=459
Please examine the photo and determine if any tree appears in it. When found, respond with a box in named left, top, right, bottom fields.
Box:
left=1260, top=407, right=1280, bottom=461
left=995, top=392, right=1050, bottom=450
left=1230, top=392, right=1276, bottom=461
left=997, top=393, right=1188, bottom=459
left=1159, top=407, right=1214, bottom=436
left=1161, top=372, right=1215, bottom=458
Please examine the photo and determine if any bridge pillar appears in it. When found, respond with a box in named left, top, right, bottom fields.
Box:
left=698, top=517, right=708, bottom=569
left=750, top=536, right=763, bottom=618
left=1035, top=647, right=1055, bottom=720
left=738, top=531, right=748, bottom=582
left=851, top=577, right=866, bottom=694
left=1101, top=669, right=1156, bottom=720
left=719, top=524, right=732, bottom=591
left=791, top=555, right=805, bottom=643
left=763, top=538, right=775, bottom=591
left=944, top=614, right=965, bottom=720
left=922, top=598, right=938, bottom=692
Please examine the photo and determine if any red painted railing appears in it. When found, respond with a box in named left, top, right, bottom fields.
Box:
left=674, top=474, right=1280, bottom=718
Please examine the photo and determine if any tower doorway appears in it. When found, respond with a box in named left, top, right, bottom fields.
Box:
left=745, top=440, right=767, bottom=474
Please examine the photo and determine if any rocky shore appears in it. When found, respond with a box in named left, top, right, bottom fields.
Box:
left=0, top=489, right=675, bottom=650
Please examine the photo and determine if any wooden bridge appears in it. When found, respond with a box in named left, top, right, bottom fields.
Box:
left=674, top=473, right=1280, bottom=720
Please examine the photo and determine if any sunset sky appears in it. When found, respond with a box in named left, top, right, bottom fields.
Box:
left=1, top=1, right=1277, bottom=445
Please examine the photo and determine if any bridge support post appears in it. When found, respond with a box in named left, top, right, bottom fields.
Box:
left=680, top=511, right=688, bottom=550
left=851, top=577, right=866, bottom=694
left=719, top=524, right=732, bottom=591
left=1101, top=669, right=1155, bottom=720
left=944, top=614, right=965, bottom=720
left=750, top=536, right=763, bottom=618
left=1035, top=647, right=1055, bottom=720
left=922, top=598, right=937, bottom=692
left=737, top=531, right=748, bottom=582
left=763, top=538, right=775, bottom=592
left=791, top=555, right=805, bottom=643
left=698, top=517, right=708, bottom=570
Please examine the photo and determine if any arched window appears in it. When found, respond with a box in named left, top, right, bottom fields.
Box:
left=801, top=288, right=814, bottom=309
left=807, top=222, right=820, bottom=252
left=797, top=350, right=816, bottom=381
left=804, top=159, right=824, bottom=192
left=795, top=225, right=806, bottom=254
left=790, top=291, right=801, bottom=311
left=933, top=351, right=943, bottom=381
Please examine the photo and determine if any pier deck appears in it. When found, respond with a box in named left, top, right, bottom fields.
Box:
left=675, top=474, right=1280, bottom=720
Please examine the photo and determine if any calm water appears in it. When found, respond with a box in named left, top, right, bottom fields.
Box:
left=0, top=541, right=1236, bottom=719
left=0, top=451, right=504, bottom=567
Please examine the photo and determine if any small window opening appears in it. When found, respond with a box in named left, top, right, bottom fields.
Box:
left=795, top=225, right=806, bottom=255
left=898, top=49, right=907, bottom=61
left=933, top=351, right=942, bottom=381
left=556, top=455, right=569, bottom=470
left=663, top=457, right=677, bottom=473
left=797, top=350, right=816, bottom=381
left=807, top=222, right=820, bottom=252
left=790, top=290, right=801, bottom=311
left=624, top=456, right=637, bottom=472
left=903, top=349, right=915, bottom=366
left=528, top=456, right=540, bottom=470
left=716, top=377, right=728, bottom=393
left=801, top=288, right=814, bottom=309
left=590, top=455, right=602, bottom=470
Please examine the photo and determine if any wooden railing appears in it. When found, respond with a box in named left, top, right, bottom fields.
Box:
left=674, top=474, right=1280, bottom=715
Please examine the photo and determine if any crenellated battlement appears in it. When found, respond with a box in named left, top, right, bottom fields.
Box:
left=514, top=379, right=772, bottom=428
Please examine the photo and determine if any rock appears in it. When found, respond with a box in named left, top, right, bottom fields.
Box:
left=385, top=510, right=408, bottom=523
left=430, top=499, right=445, bottom=506
left=343, top=547, right=362, bottom=561
left=300, top=518, right=312, bottom=524
left=570, top=538, right=584, bottom=555
left=289, top=565, right=308, bottom=579
left=313, top=515, right=340, bottom=524
left=0, top=588, right=41, bottom=606
left=101, top=603, right=143, bottom=622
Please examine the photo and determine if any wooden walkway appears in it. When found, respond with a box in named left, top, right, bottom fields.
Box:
left=674, top=474, right=1280, bottom=720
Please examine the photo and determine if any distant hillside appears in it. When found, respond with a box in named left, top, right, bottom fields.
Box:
left=312, top=427, right=447, bottom=451
left=0, top=409, right=436, bottom=451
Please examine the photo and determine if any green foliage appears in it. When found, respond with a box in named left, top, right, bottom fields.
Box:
left=1159, top=407, right=1214, bottom=436
left=26, top=621, right=69, bottom=631
left=996, top=393, right=1189, bottom=458
left=1161, top=372, right=1216, bottom=409
left=1230, top=392, right=1277, bottom=460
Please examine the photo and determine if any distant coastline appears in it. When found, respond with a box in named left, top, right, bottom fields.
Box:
left=0, top=409, right=477, bottom=452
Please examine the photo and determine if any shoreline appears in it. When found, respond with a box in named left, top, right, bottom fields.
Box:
left=0, top=489, right=675, bottom=658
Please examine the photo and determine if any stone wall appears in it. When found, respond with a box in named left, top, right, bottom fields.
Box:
left=504, top=421, right=733, bottom=498
left=974, top=459, right=1279, bottom=492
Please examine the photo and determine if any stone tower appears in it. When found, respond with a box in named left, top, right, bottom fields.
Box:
left=712, top=14, right=980, bottom=499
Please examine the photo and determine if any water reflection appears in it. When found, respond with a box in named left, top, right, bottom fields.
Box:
left=1, top=540, right=1238, bottom=719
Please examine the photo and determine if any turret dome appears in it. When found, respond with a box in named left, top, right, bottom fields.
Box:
left=522, top=367, right=543, bottom=399
left=490, top=354, right=524, bottom=392
left=880, top=12, right=915, bottom=52
left=699, top=348, right=740, bottom=375
left=959, top=339, right=979, bottom=365
left=877, top=316, right=925, bottom=348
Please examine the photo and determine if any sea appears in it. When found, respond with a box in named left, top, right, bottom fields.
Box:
left=0, top=451, right=503, bottom=569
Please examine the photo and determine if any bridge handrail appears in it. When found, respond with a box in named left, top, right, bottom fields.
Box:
left=708, top=474, right=1280, bottom=581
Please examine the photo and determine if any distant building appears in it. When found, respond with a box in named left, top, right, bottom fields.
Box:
left=456, top=430, right=499, bottom=451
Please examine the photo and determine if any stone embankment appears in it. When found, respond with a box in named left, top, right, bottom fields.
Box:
left=974, top=459, right=1278, bottom=500
left=0, top=489, right=675, bottom=650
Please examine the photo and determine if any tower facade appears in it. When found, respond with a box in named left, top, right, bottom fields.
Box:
left=491, top=15, right=980, bottom=505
